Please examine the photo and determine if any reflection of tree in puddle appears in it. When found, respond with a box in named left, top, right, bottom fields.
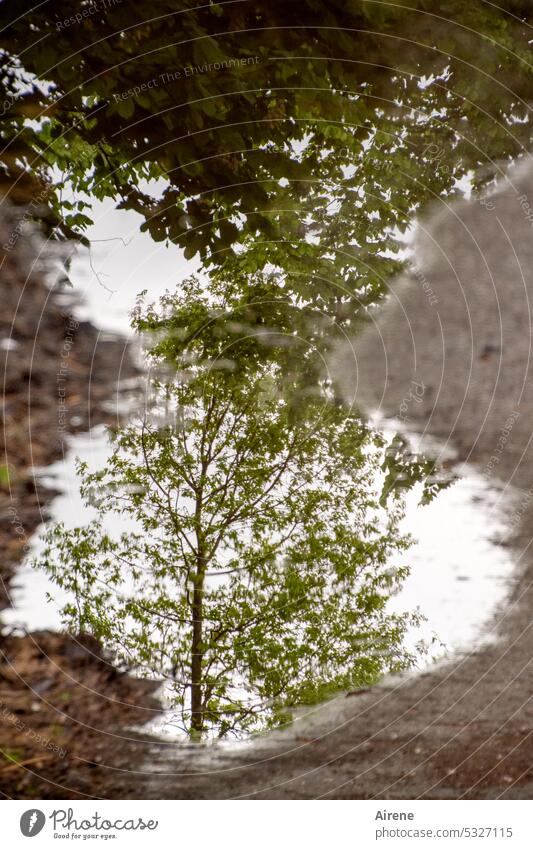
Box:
left=3, top=1, right=533, bottom=739
left=41, top=276, right=422, bottom=739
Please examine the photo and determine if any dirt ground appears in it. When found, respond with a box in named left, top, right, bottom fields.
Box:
left=0, top=207, right=162, bottom=800
left=4, top=161, right=533, bottom=799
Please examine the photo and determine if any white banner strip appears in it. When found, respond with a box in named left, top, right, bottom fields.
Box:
left=2, top=800, right=532, bottom=848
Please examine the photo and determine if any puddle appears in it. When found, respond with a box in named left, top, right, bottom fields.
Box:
left=1, top=425, right=516, bottom=739
left=2, top=201, right=517, bottom=740
left=3, top=427, right=514, bottom=651
left=388, top=473, right=514, bottom=660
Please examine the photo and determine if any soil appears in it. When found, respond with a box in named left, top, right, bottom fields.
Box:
left=0, top=206, right=162, bottom=799
left=0, top=632, right=160, bottom=799
left=4, top=162, right=533, bottom=799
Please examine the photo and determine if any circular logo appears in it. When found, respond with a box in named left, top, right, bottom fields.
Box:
left=20, top=809, right=46, bottom=837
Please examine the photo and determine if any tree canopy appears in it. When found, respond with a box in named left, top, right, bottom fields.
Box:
left=40, top=280, right=420, bottom=738
left=1, top=1, right=533, bottom=308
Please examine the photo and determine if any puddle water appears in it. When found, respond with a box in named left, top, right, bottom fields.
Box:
left=2, top=422, right=516, bottom=747
left=389, top=475, right=513, bottom=659
left=2, top=427, right=514, bottom=654
left=57, top=196, right=200, bottom=336
left=3, top=201, right=517, bottom=738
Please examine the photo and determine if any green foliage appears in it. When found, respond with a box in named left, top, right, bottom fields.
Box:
left=379, top=434, right=457, bottom=507
left=0, top=464, right=10, bottom=489
left=2, top=748, right=23, bottom=765
left=39, top=279, right=421, bottom=739
left=1, top=1, right=533, bottom=288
